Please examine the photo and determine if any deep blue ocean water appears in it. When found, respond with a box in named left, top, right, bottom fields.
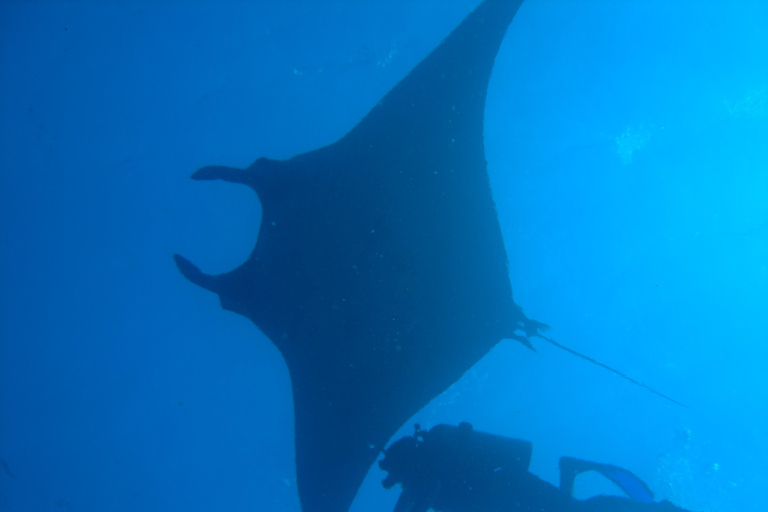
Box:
left=0, top=1, right=765, bottom=511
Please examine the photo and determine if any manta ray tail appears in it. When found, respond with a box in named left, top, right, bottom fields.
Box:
left=537, top=334, right=686, bottom=407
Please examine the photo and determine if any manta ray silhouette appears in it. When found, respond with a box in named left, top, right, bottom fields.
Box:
left=174, top=1, right=676, bottom=511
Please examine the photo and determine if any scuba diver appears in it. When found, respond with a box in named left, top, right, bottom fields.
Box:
left=379, top=422, right=694, bottom=512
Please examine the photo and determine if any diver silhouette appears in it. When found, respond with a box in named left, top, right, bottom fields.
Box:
left=379, top=422, right=694, bottom=512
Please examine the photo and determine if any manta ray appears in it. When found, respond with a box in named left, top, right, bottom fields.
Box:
left=174, top=1, right=674, bottom=511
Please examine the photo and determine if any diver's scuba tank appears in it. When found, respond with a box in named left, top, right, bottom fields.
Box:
left=380, top=422, right=532, bottom=489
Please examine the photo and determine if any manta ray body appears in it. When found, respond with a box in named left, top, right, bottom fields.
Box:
left=175, top=1, right=536, bottom=511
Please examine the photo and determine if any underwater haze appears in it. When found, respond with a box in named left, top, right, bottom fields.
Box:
left=1, top=1, right=766, bottom=511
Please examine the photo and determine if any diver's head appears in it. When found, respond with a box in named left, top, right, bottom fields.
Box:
left=379, top=434, right=421, bottom=489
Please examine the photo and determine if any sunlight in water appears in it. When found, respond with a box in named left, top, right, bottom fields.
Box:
left=615, top=123, right=654, bottom=166
left=725, top=88, right=767, bottom=118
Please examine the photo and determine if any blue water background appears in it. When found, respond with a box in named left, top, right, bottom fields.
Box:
left=1, top=1, right=766, bottom=511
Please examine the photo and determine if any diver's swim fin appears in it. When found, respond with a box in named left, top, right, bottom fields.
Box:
left=559, top=456, right=655, bottom=504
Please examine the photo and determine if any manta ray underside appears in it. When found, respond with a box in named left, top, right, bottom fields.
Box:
left=174, top=1, right=537, bottom=511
